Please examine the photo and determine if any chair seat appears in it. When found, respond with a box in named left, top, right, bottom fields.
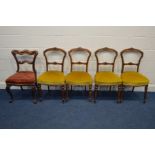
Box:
left=121, top=71, right=149, bottom=86
left=37, top=71, right=65, bottom=85
left=65, top=71, right=92, bottom=85
left=6, top=71, right=35, bottom=84
left=95, top=71, right=122, bottom=85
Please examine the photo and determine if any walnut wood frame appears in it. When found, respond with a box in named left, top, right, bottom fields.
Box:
left=94, top=47, right=122, bottom=103
left=37, top=47, right=66, bottom=103
left=120, top=48, right=148, bottom=103
left=66, top=47, right=92, bottom=101
left=6, top=50, right=38, bottom=103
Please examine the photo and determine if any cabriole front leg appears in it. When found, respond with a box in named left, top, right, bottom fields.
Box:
left=6, top=84, right=14, bottom=103
left=37, top=84, right=42, bottom=102
left=32, top=85, right=37, bottom=104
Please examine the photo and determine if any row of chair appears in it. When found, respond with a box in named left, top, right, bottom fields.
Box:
left=5, top=47, right=149, bottom=104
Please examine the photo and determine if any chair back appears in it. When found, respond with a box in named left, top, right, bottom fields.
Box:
left=12, top=50, right=38, bottom=73
left=95, top=47, right=118, bottom=72
left=43, top=47, right=66, bottom=72
left=68, top=47, right=91, bottom=72
left=120, top=48, right=143, bottom=73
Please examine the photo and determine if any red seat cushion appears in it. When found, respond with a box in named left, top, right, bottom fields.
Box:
left=6, top=71, right=36, bottom=84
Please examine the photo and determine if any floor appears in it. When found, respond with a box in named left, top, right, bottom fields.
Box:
left=0, top=89, right=155, bottom=129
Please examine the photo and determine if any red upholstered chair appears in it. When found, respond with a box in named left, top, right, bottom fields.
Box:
left=5, top=50, right=38, bottom=103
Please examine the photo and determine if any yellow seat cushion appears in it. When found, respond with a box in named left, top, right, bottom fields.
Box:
left=65, top=71, right=92, bottom=85
left=95, top=71, right=122, bottom=85
left=37, top=71, right=65, bottom=85
left=121, top=71, right=149, bottom=86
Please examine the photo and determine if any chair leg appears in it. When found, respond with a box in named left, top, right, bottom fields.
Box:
left=109, top=86, right=112, bottom=92
left=37, top=84, right=42, bottom=102
left=71, top=85, right=72, bottom=92
left=132, top=86, right=135, bottom=92
left=94, top=84, right=98, bottom=103
left=48, top=85, right=50, bottom=94
left=83, top=86, right=86, bottom=96
left=144, top=85, right=148, bottom=104
left=6, top=84, right=14, bottom=103
left=66, top=84, right=69, bottom=101
left=20, top=86, right=24, bottom=91
left=61, top=85, right=65, bottom=103
left=88, top=85, right=92, bottom=102
left=117, top=85, right=122, bottom=103
left=120, top=85, right=124, bottom=103
left=32, top=85, right=37, bottom=104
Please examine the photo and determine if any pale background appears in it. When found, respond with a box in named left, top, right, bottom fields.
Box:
left=0, top=26, right=155, bottom=91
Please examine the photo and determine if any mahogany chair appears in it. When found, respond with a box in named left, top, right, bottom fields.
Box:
left=65, top=47, right=93, bottom=101
left=94, top=47, right=122, bottom=103
left=37, top=47, right=66, bottom=103
left=5, top=50, right=38, bottom=103
left=120, top=48, right=149, bottom=103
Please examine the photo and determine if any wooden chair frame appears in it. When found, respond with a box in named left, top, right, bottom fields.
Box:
left=94, top=47, right=122, bottom=103
left=66, top=47, right=92, bottom=101
left=37, top=47, right=67, bottom=103
left=6, top=50, right=38, bottom=103
left=120, top=48, right=148, bottom=103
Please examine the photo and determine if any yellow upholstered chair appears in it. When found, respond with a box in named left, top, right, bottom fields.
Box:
left=94, top=47, right=122, bottom=103
left=120, top=48, right=149, bottom=103
left=65, top=47, right=93, bottom=101
left=37, top=47, right=66, bottom=103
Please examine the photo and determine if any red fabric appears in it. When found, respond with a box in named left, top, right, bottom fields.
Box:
left=6, top=71, right=36, bottom=84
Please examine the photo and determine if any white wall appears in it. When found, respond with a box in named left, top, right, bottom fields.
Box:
left=0, top=26, right=155, bottom=91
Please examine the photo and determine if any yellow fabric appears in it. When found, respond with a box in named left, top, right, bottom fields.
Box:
left=121, top=71, right=149, bottom=86
left=37, top=71, right=65, bottom=85
left=65, top=71, right=92, bottom=85
left=95, top=71, right=122, bottom=85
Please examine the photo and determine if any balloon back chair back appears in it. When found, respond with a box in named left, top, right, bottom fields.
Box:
left=69, top=47, right=91, bottom=72
left=121, top=48, right=143, bottom=73
left=66, top=47, right=92, bottom=101
left=94, top=47, right=122, bottom=103
left=95, top=47, right=118, bottom=72
left=44, top=47, right=66, bottom=72
left=120, top=48, right=149, bottom=103
left=37, top=47, right=66, bottom=103
left=5, top=50, right=38, bottom=103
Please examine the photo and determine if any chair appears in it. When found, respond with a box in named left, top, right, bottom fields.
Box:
left=37, top=47, right=66, bottom=103
left=120, top=48, right=149, bottom=103
left=5, top=50, right=38, bottom=103
left=65, top=47, right=92, bottom=101
left=94, top=47, right=122, bottom=103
